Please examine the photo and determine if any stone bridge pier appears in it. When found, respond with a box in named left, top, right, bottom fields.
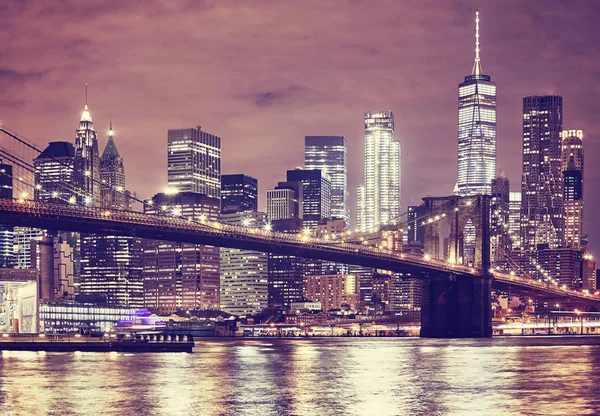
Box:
left=420, top=195, right=492, bottom=338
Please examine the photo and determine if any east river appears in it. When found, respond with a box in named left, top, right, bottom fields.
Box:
left=1, top=337, right=600, bottom=415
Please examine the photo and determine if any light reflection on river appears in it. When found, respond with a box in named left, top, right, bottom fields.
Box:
left=1, top=337, right=600, bottom=415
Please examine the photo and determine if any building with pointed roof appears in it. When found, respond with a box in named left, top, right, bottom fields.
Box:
left=100, top=122, right=126, bottom=209
left=73, top=85, right=100, bottom=206
left=457, top=10, right=497, bottom=196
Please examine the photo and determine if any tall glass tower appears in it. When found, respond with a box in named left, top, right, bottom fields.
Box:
left=304, top=136, right=348, bottom=225
left=521, top=96, right=563, bottom=251
left=358, top=111, right=400, bottom=232
left=457, top=10, right=496, bottom=196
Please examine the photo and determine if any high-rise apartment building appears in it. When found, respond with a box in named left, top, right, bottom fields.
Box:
left=358, top=111, right=400, bottom=232
left=143, top=192, right=220, bottom=314
left=457, top=11, right=496, bottom=196
left=0, top=160, right=13, bottom=268
left=521, top=96, right=564, bottom=251
left=221, top=174, right=258, bottom=214
left=167, top=126, right=221, bottom=199
left=561, top=130, right=584, bottom=249
left=73, top=96, right=100, bottom=206
left=220, top=211, right=268, bottom=316
left=304, top=136, right=348, bottom=225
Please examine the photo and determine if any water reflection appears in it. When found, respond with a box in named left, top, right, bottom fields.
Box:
left=1, top=338, right=600, bottom=415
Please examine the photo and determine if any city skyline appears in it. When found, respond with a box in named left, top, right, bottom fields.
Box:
left=1, top=1, right=599, bottom=253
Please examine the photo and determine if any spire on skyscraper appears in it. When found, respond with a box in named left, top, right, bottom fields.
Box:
left=102, top=121, right=121, bottom=160
left=80, top=83, right=93, bottom=123
left=472, top=10, right=482, bottom=76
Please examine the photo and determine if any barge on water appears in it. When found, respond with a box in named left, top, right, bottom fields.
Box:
left=0, top=332, right=194, bottom=353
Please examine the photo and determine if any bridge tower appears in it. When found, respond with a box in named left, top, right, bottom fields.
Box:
left=420, top=195, right=492, bottom=338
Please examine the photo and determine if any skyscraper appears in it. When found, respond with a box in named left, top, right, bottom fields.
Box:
left=73, top=89, right=100, bottom=206
left=167, top=126, right=221, bottom=199
left=561, top=130, right=584, bottom=249
left=100, top=122, right=126, bottom=209
left=304, top=136, right=348, bottom=225
left=358, top=111, right=400, bottom=233
left=0, top=160, right=13, bottom=268
left=220, top=211, right=268, bottom=316
left=457, top=10, right=496, bottom=196
left=34, top=142, right=75, bottom=204
left=521, top=95, right=564, bottom=251
left=490, top=177, right=510, bottom=264
left=80, top=126, right=143, bottom=307
left=285, top=169, right=331, bottom=230
left=221, top=174, right=258, bottom=214
left=143, top=192, right=220, bottom=314
left=508, top=191, right=522, bottom=251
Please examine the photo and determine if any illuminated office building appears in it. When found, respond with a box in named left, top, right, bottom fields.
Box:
left=167, top=126, right=221, bottom=199
left=457, top=10, right=496, bottom=196
left=304, top=136, right=348, bottom=225
left=81, top=127, right=143, bottom=307
left=73, top=91, right=100, bottom=206
left=304, top=274, right=359, bottom=312
left=508, top=191, right=522, bottom=250
left=285, top=169, right=331, bottom=230
left=521, top=95, right=564, bottom=251
left=561, top=130, right=584, bottom=249
left=490, top=177, right=510, bottom=263
left=266, top=186, right=302, bottom=222
left=13, top=227, right=44, bottom=269
left=357, top=111, right=400, bottom=232
left=34, top=142, right=75, bottom=204
left=220, top=211, right=268, bottom=316
left=221, top=174, right=258, bottom=214
left=143, top=192, right=220, bottom=314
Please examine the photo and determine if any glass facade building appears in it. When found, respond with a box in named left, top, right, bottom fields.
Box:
left=457, top=11, right=496, bottom=196
left=221, top=174, right=258, bottom=214
left=34, top=142, right=76, bottom=204
left=285, top=169, right=331, bottom=230
left=304, top=136, right=348, bottom=225
left=358, top=111, right=400, bottom=233
left=167, top=126, right=221, bottom=199
left=521, top=95, right=564, bottom=251
left=73, top=102, right=100, bottom=206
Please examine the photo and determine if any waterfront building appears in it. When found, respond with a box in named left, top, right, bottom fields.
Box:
left=36, top=234, right=76, bottom=301
left=220, top=211, right=268, bottom=316
left=304, top=136, right=348, bottom=225
left=357, top=111, right=400, bottom=232
left=221, top=174, right=258, bottom=214
left=73, top=92, right=100, bottom=206
left=0, top=160, right=13, bottom=268
left=521, top=95, right=564, bottom=251
left=39, top=302, right=140, bottom=334
left=268, top=218, right=305, bottom=308
left=143, top=192, right=220, bottom=314
left=457, top=10, right=497, bottom=196
left=561, top=130, right=584, bottom=249
left=167, top=126, right=221, bottom=199
left=304, top=274, right=359, bottom=312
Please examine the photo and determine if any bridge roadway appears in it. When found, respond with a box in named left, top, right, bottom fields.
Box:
left=1, top=198, right=599, bottom=305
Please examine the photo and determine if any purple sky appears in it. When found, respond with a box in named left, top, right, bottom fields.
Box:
left=2, top=0, right=599, bottom=253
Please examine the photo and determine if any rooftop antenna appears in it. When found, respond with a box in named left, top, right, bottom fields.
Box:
left=85, top=83, right=88, bottom=109
left=472, top=10, right=482, bottom=76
